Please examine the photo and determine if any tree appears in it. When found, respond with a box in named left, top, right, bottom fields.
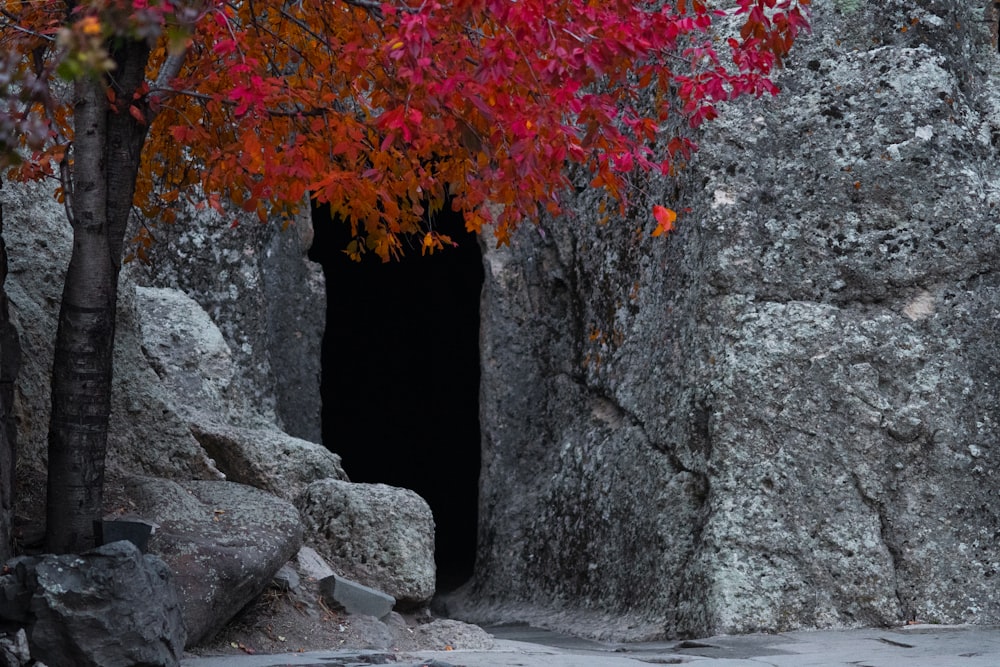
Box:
left=0, top=0, right=809, bottom=554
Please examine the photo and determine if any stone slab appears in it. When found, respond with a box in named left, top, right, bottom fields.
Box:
left=295, top=545, right=335, bottom=581
left=319, top=573, right=395, bottom=620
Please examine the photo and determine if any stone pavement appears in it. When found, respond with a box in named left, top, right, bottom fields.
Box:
left=182, top=623, right=1000, bottom=667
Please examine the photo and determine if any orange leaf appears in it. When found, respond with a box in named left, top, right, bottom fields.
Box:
left=651, top=205, right=677, bottom=237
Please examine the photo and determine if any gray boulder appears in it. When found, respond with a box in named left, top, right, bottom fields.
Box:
left=458, top=0, right=1000, bottom=641
left=188, top=421, right=347, bottom=502
left=298, top=480, right=436, bottom=606
left=0, top=180, right=218, bottom=481
left=129, top=202, right=325, bottom=442
left=123, top=477, right=304, bottom=646
left=133, top=286, right=242, bottom=425
left=134, top=286, right=345, bottom=499
left=1, top=541, right=185, bottom=667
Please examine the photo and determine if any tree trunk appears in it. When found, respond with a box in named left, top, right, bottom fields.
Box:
left=0, top=201, right=21, bottom=563
left=44, top=38, right=150, bottom=554
left=44, top=74, right=116, bottom=554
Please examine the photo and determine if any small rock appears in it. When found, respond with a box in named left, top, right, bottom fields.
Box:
left=0, top=629, right=30, bottom=667
left=272, top=564, right=300, bottom=592
left=296, top=545, right=335, bottom=581
left=411, top=619, right=495, bottom=651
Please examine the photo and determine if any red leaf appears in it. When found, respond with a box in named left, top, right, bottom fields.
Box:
left=651, top=205, right=677, bottom=237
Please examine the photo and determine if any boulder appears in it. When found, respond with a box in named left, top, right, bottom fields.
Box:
left=134, top=286, right=346, bottom=499
left=298, top=480, right=436, bottom=606
left=0, top=180, right=218, bottom=481
left=129, top=202, right=325, bottom=442
left=459, top=0, right=1000, bottom=641
left=1, top=541, right=185, bottom=667
left=123, top=477, right=304, bottom=647
left=188, top=421, right=347, bottom=502
left=133, top=286, right=242, bottom=424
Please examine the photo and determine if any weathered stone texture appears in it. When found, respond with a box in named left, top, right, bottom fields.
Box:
left=299, top=479, right=436, bottom=606
left=125, top=477, right=304, bottom=647
left=0, top=179, right=218, bottom=480
left=133, top=285, right=346, bottom=499
left=3, top=541, right=186, bottom=667
left=129, top=203, right=325, bottom=443
left=459, top=0, right=1000, bottom=639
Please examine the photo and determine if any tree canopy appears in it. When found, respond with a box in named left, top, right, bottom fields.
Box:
left=3, top=0, right=809, bottom=257
left=0, top=0, right=808, bottom=554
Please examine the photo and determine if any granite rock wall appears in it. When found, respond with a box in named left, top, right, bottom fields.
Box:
left=456, top=0, right=1000, bottom=639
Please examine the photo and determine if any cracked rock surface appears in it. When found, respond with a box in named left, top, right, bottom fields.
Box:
left=451, top=0, right=1000, bottom=639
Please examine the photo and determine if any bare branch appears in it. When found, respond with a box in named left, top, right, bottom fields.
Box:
left=0, top=9, right=56, bottom=42
left=148, top=51, right=187, bottom=120
left=340, top=0, right=386, bottom=19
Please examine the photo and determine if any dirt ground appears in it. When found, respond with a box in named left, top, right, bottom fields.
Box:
left=188, top=576, right=494, bottom=658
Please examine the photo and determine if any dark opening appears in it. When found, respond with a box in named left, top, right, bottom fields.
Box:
left=309, top=203, right=483, bottom=592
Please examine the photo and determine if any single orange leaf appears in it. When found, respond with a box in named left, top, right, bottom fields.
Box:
left=651, top=205, right=677, bottom=237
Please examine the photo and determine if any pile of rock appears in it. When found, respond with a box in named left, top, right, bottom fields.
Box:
left=0, top=185, right=453, bottom=664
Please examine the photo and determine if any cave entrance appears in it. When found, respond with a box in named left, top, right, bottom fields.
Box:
left=309, top=202, right=483, bottom=592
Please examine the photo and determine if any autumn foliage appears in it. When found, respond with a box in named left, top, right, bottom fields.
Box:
left=0, top=0, right=810, bottom=555
left=2, top=0, right=809, bottom=256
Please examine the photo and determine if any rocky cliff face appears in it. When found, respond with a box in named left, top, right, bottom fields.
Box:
left=1, top=179, right=218, bottom=479
left=128, top=202, right=325, bottom=444
left=456, top=0, right=1000, bottom=639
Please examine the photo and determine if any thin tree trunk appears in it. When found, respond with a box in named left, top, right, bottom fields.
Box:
left=45, top=75, right=116, bottom=554
left=44, top=38, right=151, bottom=554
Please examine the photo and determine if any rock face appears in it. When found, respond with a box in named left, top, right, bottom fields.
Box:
left=129, top=203, right=325, bottom=443
left=1, top=540, right=186, bottom=667
left=0, top=207, right=20, bottom=565
left=458, top=0, right=1000, bottom=640
left=124, top=477, right=304, bottom=647
left=134, top=285, right=347, bottom=499
left=299, top=479, right=436, bottom=606
left=0, top=179, right=221, bottom=481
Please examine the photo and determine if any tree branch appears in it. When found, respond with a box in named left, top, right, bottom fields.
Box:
left=149, top=51, right=187, bottom=116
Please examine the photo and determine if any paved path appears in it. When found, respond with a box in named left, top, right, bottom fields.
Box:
left=182, top=624, right=1000, bottom=667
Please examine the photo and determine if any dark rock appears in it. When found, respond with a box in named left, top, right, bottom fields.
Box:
left=95, top=519, right=154, bottom=553
left=4, top=541, right=185, bottom=667
left=123, top=477, right=304, bottom=647
left=0, top=207, right=21, bottom=566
